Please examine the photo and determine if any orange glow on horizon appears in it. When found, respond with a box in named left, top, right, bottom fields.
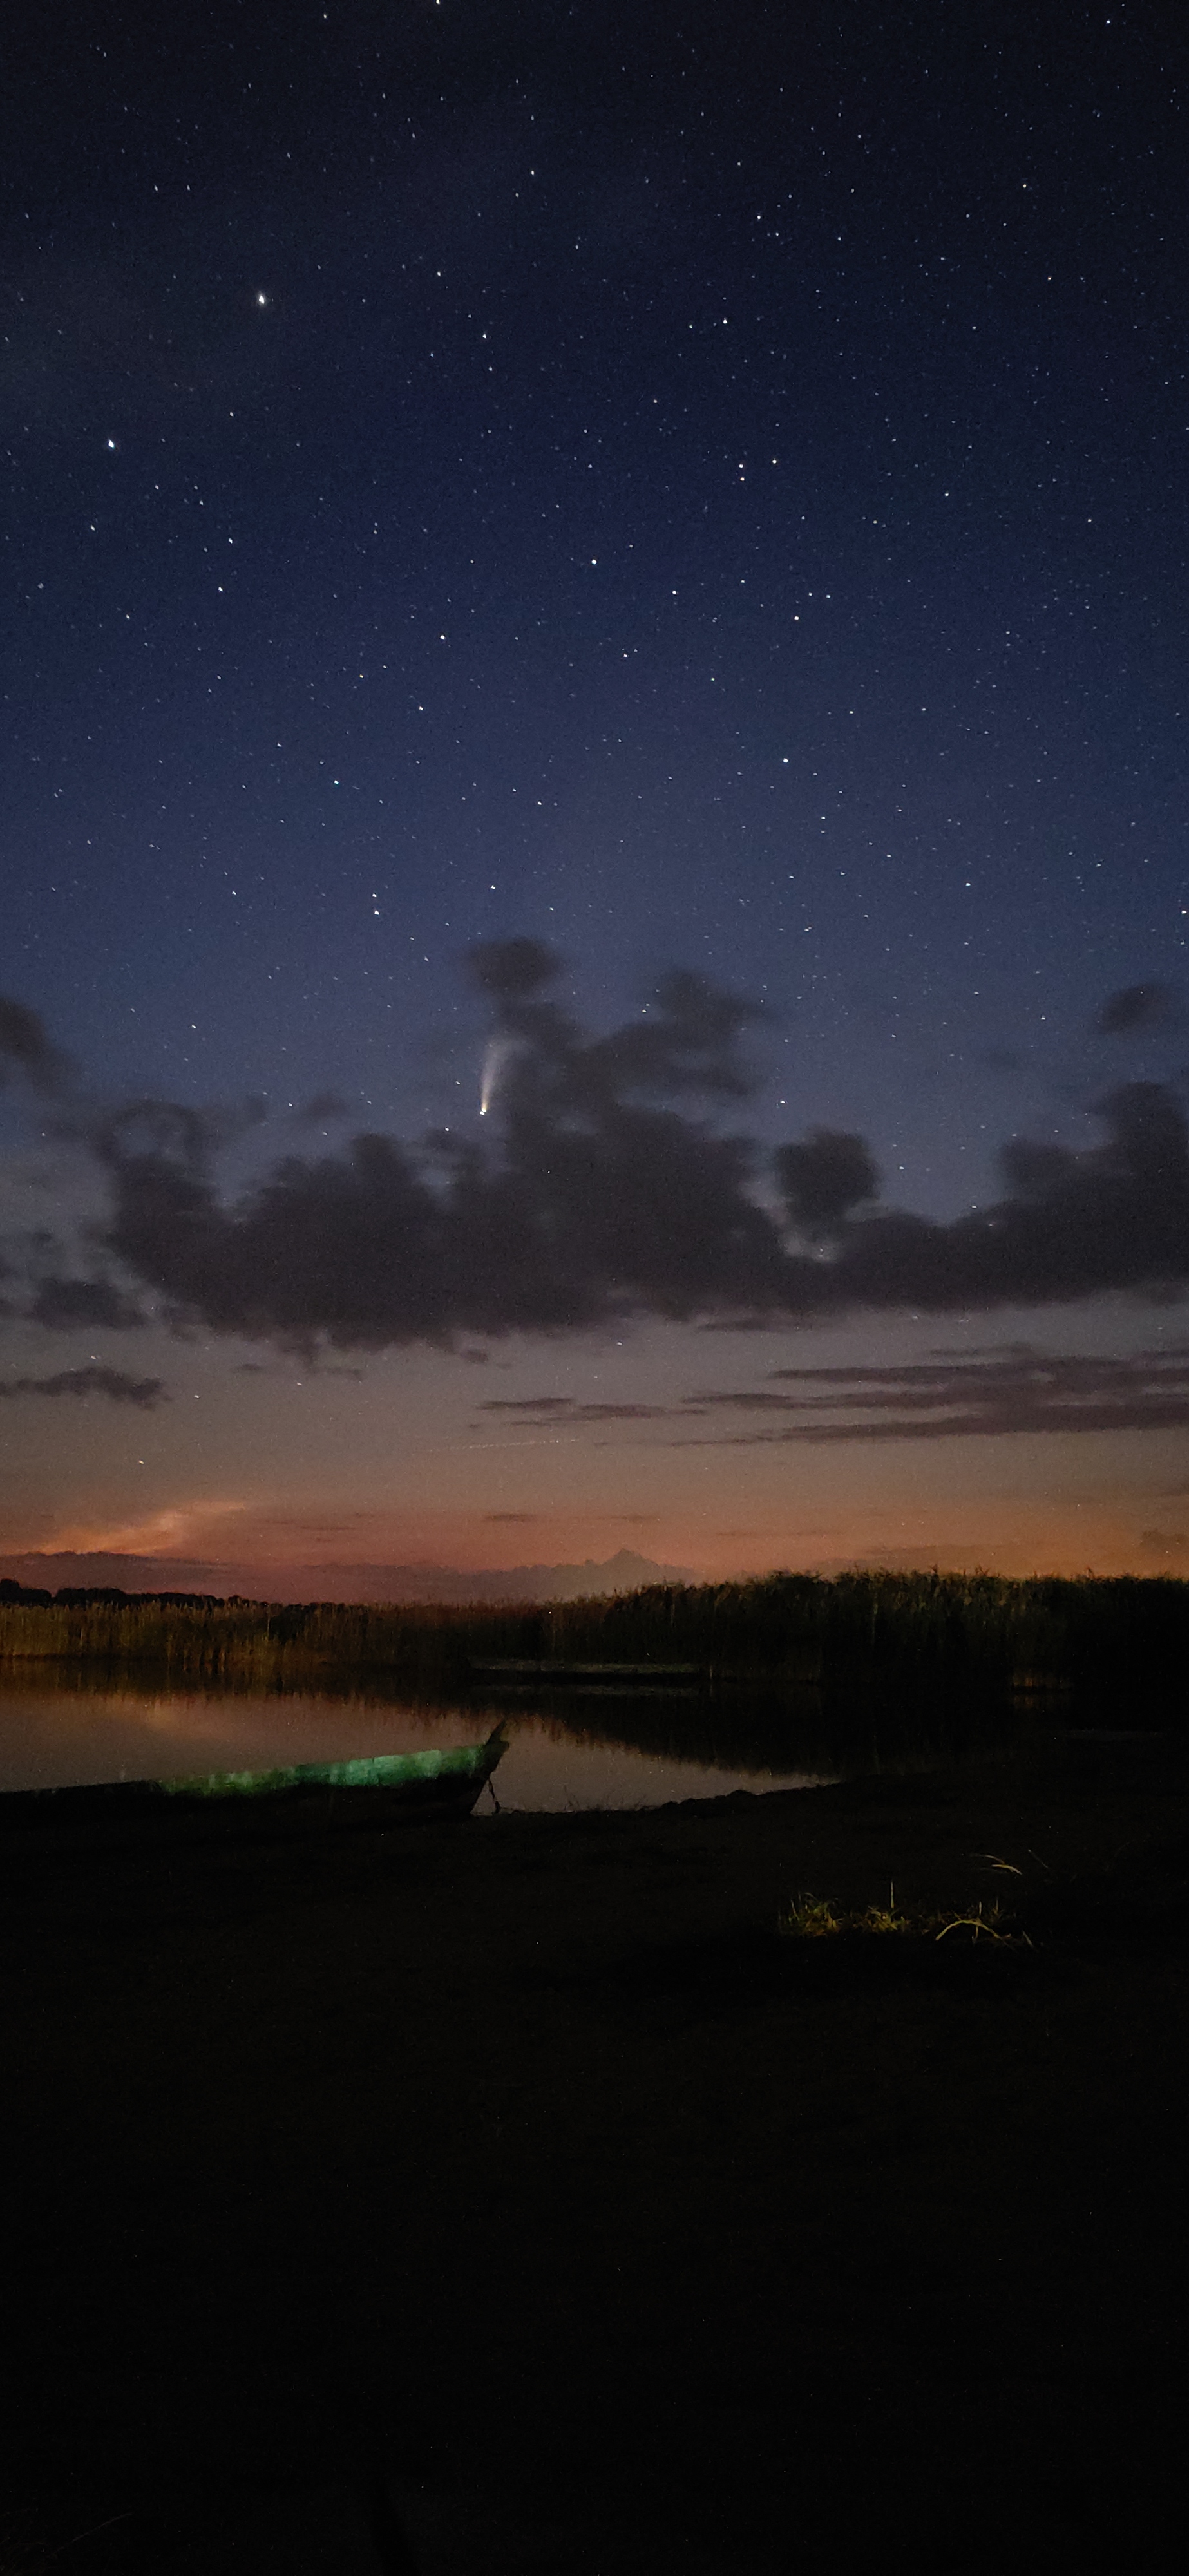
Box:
left=3, top=1482, right=1186, bottom=1587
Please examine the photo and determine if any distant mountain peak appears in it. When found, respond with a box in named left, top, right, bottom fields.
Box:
left=0, top=1546, right=698, bottom=1605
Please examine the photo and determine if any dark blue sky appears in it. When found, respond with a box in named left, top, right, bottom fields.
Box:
left=3, top=1, right=1188, bottom=1584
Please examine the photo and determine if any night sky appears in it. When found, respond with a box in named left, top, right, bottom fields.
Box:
left=3, top=0, right=1188, bottom=1590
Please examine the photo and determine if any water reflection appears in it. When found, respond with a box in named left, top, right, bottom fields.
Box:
left=0, top=1670, right=1035, bottom=1812
left=0, top=1681, right=834, bottom=1812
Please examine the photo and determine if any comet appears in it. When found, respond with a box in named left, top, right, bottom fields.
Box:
left=479, top=1037, right=518, bottom=1116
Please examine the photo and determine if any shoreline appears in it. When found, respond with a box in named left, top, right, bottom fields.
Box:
left=4, top=1734, right=1189, bottom=2568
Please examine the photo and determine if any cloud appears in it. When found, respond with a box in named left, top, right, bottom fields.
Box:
left=91, top=947, right=787, bottom=1347
left=478, top=1397, right=672, bottom=1423
left=29, top=1276, right=145, bottom=1331
left=466, top=939, right=766, bottom=1104
left=46, top=1499, right=243, bottom=1555
left=292, top=1092, right=351, bottom=1127
left=774, top=1129, right=880, bottom=1237
left=8, top=949, right=1189, bottom=1353
left=480, top=1347, right=1189, bottom=1445
left=1094, top=983, right=1175, bottom=1037
left=0, top=996, right=73, bottom=1097
left=0, top=1364, right=167, bottom=1407
left=479, top=1394, right=573, bottom=1414
left=685, top=1347, right=1189, bottom=1443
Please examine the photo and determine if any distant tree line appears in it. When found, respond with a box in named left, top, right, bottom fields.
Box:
left=0, top=1581, right=229, bottom=1609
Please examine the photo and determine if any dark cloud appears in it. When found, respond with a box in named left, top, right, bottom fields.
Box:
left=8, top=952, right=1189, bottom=1352
left=478, top=1397, right=671, bottom=1423
left=0, top=995, right=73, bottom=1097
left=687, top=1348, right=1189, bottom=1444
left=696, top=1315, right=783, bottom=1333
left=86, top=1096, right=267, bottom=1166
left=1094, top=983, right=1175, bottom=1037
left=775, top=1129, right=880, bottom=1238
left=91, top=949, right=786, bottom=1348
left=29, top=1276, right=145, bottom=1332
left=479, top=1395, right=573, bottom=1414
left=468, top=940, right=766, bottom=1108
left=0, top=1364, right=166, bottom=1406
left=292, top=1092, right=351, bottom=1127
left=808, top=1081, right=1189, bottom=1316
left=481, top=1348, right=1189, bottom=1445
left=469, top=937, right=556, bottom=1005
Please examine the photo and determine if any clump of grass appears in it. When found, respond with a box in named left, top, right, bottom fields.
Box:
left=0, top=2510, right=133, bottom=2574
left=779, top=1889, right=1031, bottom=1946
left=0, top=2510, right=44, bottom=2576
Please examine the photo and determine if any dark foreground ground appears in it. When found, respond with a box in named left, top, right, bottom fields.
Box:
left=3, top=1730, right=1189, bottom=2573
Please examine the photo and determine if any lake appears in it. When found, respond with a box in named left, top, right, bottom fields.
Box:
left=0, top=1682, right=835, bottom=1812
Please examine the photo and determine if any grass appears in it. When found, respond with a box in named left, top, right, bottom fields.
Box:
left=779, top=1891, right=1031, bottom=1946
left=0, top=2508, right=135, bottom=2575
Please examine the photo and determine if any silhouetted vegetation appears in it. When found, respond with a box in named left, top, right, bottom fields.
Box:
left=1, top=1569, right=1187, bottom=1724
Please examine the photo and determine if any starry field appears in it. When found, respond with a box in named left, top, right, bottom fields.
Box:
left=2, top=0, right=1188, bottom=1587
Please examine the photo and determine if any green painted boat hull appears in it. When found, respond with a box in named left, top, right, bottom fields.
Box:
left=1, top=1723, right=508, bottom=1834
left=160, top=1731, right=504, bottom=1798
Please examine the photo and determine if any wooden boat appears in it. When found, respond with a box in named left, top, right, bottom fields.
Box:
left=1, top=1720, right=509, bottom=1835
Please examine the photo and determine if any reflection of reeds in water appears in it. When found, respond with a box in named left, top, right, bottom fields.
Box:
left=523, top=1683, right=1022, bottom=1780
left=2, top=1570, right=1187, bottom=1730
left=0, top=1664, right=1032, bottom=1782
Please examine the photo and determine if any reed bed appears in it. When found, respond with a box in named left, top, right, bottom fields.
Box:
left=1, top=1570, right=1187, bottom=1719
